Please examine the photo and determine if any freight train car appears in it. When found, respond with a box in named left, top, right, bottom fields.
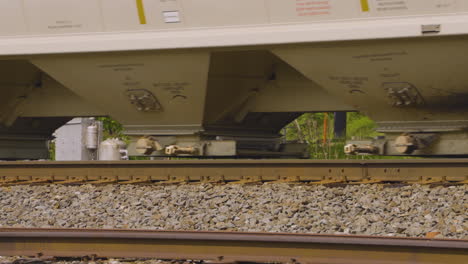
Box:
left=1, top=0, right=468, bottom=159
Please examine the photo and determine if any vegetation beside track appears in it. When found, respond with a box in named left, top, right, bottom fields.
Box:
left=283, top=112, right=380, bottom=159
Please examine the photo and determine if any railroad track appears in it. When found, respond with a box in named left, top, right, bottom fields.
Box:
left=0, top=159, right=467, bottom=186
left=0, top=228, right=467, bottom=264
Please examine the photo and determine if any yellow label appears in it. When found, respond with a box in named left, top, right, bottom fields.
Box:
left=360, top=0, right=370, bottom=12
left=136, top=0, right=147, bottom=24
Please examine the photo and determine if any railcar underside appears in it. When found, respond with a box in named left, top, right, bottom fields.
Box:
left=1, top=0, right=468, bottom=159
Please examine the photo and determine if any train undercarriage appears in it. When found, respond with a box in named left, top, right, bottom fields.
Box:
left=3, top=37, right=468, bottom=159
left=2, top=1, right=468, bottom=159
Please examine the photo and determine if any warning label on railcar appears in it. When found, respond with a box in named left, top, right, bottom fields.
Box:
left=295, top=0, right=332, bottom=17
left=374, top=0, right=408, bottom=12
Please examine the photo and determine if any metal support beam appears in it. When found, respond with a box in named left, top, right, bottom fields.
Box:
left=0, top=159, right=467, bottom=185
left=334, top=112, right=347, bottom=139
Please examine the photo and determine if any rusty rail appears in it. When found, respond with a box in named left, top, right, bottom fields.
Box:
left=0, top=159, right=467, bottom=185
left=0, top=228, right=467, bottom=264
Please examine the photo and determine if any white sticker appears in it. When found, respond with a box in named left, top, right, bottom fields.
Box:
left=163, top=11, right=180, bottom=23
left=373, top=0, right=409, bottom=12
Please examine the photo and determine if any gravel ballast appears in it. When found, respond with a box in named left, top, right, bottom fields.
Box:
left=0, top=184, right=466, bottom=239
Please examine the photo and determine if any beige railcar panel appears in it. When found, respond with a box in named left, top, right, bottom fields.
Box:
left=19, top=76, right=105, bottom=118
left=31, top=51, right=210, bottom=131
left=273, top=36, right=468, bottom=122
left=268, top=0, right=465, bottom=23
left=181, top=0, right=269, bottom=27
left=0, top=0, right=27, bottom=36
left=204, top=51, right=274, bottom=124
left=251, top=82, right=353, bottom=113
left=2, top=0, right=468, bottom=38
left=1, top=1, right=468, bottom=56
left=368, top=0, right=462, bottom=16
left=251, top=63, right=352, bottom=113
left=100, top=0, right=141, bottom=31
left=101, top=0, right=185, bottom=31
left=23, top=0, right=103, bottom=34
left=268, top=0, right=360, bottom=23
left=0, top=61, right=41, bottom=125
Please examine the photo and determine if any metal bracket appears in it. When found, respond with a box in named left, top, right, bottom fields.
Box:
left=119, top=176, right=152, bottom=184
left=422, top=24, right=441, bottom=35
left=272, top=175, right=302, bottom=183
left=309, top=176, right=348, bottom=185
left=230, top=175, right=262, bottom=184
left=126, top=89, right=163, bottom=112
left=383, top=82, right=424, bottom=107
left=200, top=175, right=226, bottom=183
left=156, top=176, right=190, bottom=185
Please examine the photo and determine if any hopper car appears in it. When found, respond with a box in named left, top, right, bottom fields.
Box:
left=1, top=0, right=468, bottom=159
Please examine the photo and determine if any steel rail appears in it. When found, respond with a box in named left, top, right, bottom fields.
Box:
left=0, top=159, right=467, bottom=185
left=0, top=228, right=467, bottom=264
